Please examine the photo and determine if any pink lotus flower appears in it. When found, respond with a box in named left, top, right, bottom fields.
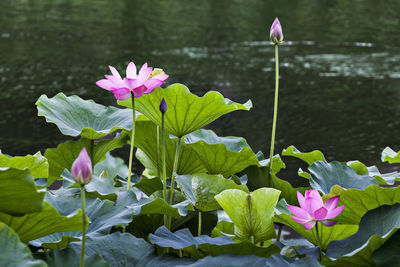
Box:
left=287, top=190, right=345, bottom=230
left=270, top=18, right=283, bottom=44
left=71, top=147, right=92, bottom=185
left=96, top=62, right=168, bottom=100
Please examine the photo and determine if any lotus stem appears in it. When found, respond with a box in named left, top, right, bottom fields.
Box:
left=161, top=113, right=168, bottom=226
left=127, top=92, right=136, bottom=190
left=157, top=125, right=161, bottom=178
left=90, top=140, right=94, bottom=170
left=80, top=186, right=87, bottom=267
left=315, top=221, right=323, bottom=261
left=268, top=44, right=279, bottom=172
left=169, top=137, right=181, bottom=205
left=198, top=212, right=202, bottom=236
left=250, top=235, right=255, bottom=245
left=276, top=223, right=283, bottom=241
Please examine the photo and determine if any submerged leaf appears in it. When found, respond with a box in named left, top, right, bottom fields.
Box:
left=118, top=83, right=252, bottom=137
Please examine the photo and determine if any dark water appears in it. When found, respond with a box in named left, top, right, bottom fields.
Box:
left=1, top=0, right=400, bottom=173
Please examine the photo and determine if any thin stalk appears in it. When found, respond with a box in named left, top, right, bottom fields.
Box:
left=250, top=235, right=255, bottom=245
left=90, top=140, right=94, bottom=169
left=156, top=125, right=161, bottom=178
left=315, top=221, right=323, bottom=261
left=127, top=93, right=136, bottom=190
left=161, top=114, right=168, bottom=226
left=198, top=212, right=202, bottom=236
left=268, top=44, right=279, bottom=172
left=276, top=223, right=283, bottom=241
left=80, top=186, right=87, bottom=267
left=169, top=137, right=181, bottom=205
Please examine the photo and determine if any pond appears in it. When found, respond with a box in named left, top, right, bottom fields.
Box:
left=1, top=0, right=399, bottom=177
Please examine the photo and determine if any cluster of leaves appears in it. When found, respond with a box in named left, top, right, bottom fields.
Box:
left=0, top=84, right=399, bottom=266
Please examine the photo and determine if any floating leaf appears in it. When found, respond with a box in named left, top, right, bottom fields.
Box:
left=118, top=83, right=252, bottom=137
left=0, top=152, right=48, bottom=179
left=215, top=188, right=281, bottom=243
left=44, top=133, right=128, bottom=186
left=0, top=201, right=83, bottom=243
left=184, top=129, right=260, bottom=177
left=176, top=173, right=248, bottom=211
left=150, top=226, right=280, bottom=259
left=0, top=168, right=45, bottom=216
left=324, top=204, right=400, bottom=266
left=135, top=121, right=206, bottom=178
left=309, top=161, right=378, bottom=195
left=0, top=222, right=47, bottom=267
left=36, top=93, right=147, bottom=139
left=282, top=145, right=326, bottom=165
left=381, top=147, right=400, bottom=164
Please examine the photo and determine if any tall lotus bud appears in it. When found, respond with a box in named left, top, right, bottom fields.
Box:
left=71, top=147, right=92, bottom=185
left=270, top=18, right=283, bottom=45
left=159, top=98, right=167, bottom=114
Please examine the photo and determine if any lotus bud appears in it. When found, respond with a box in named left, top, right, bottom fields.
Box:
left=159, top=98, right=167, bottom=114
left=71, top=147, right=92, bottom=185
left=150, top=68, right=166, bottom=78
left=270, top=18, right=283, bottom=45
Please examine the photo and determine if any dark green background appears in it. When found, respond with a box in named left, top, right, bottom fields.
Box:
left=1, top=0, right=399, bottom=170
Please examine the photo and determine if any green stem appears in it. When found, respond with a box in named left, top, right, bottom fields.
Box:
left=80, top=186, right=87, bottom=267
left=90, top=140, right=94, bottom=169
left=268, top=44, right=279, bottom=172
left=156, top=125, right=161, bottom=179
left=276, top=223, right=283, bottom=241
left=169, top=137, right=181, bottom=205
left=315, top=221, right=323, bottom=261
left=161, top=114, right=168, bottom=227
left=250, top=235, right=255, bottom=245
left=198, top=212, right=202, bottom=237
left=127, top=93, right=136, bottom=190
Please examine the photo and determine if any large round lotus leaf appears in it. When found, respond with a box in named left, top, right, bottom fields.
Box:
left=215, top=188, right=281, bottom=243
left=184, top=129, right=260, bottom=177
left=36, top=93, right=147, bottom=139
left=381, top=147, right=400, bottom=164
left=0, top=152, right=48, bottom=179
left=118, top=83, right=252, bottom=137
left=282, top=145, right=326, bottom=165
left=0, top=168, right=45, bottom=216
left=0, top=222, right=47, bottom=267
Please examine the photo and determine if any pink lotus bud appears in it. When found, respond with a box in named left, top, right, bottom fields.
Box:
left=270, top=18, right=283, bottom=45
left=71, top=147, right=92, bottom=185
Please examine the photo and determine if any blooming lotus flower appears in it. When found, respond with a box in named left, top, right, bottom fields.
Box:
left=270, top=18, right=283, bottom=44
left=96, top=62, right=168, bottom=100
left=287, top=190, right=345, bottom=230
left=71, top=147, right=92, bottom=185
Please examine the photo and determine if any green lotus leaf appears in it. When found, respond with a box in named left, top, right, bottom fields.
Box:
left=94, top=152, right=128, bottom=180
left=274, top=213, right=358, bottom=250
left=184, top=129, right=260, bottom=177
left=150, top=226, right=280, bottom=259
left=215, top=188, right=281, bottom=243
left=176, top=173, right=249, bottom=211
left=69, top=232, right=155, bottom=267
left=0, top=200, right=83, bottom=243
left=324, top=184, right=400, bottom=225
left=32, top=189, right=132, bottom=249
left=134, top=121, right=206, bottom=178
left=323, top=204, right=400, bottom=266
left=309, top=161, right=378, bottom=194
left=116, top=190, right=194, bottom=219
left=0, top=152, right=48, bottom=179
left=381, top=146, right=400, bottom=164
left=372, top=230, right=400, bottom=266
left=347, top=160, right=400, bottom=185
left=38, top=249, right=108, bottom=267
left=282, top=145, right=326, bottom=165
left=44, top=132, right=128, bottom=186
left=36, top=93, right=148, bottom=139
left=0, top=222, right=47, bottom=267
left=243, top=155, right=308, bottom=205
left=0, top=168, right=45, bottom=216
left=118, top=83, right=252, bottom=137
